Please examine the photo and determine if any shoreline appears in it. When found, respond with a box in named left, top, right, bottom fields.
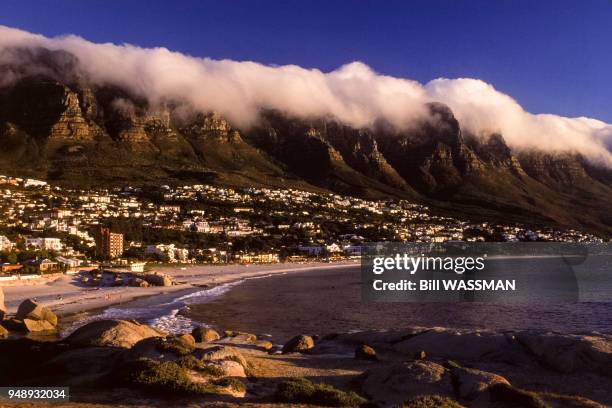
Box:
left=1, top=261, right=360, bottom=321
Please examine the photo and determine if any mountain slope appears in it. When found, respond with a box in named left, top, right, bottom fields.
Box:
left=0, top=49, right=611, bottom=236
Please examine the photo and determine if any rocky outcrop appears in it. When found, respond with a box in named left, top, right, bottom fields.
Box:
left=11, top=299, right=58, bottom=332
left=181, top=112, right=233, bottom=141
left=141, top=272, right=174, bottom=287
left=392, top=327, right=527, bottom=363
left=16, top=299, right=58, bottom=325
left=516, top=331, right=612, bottom=376
left=450, top=366, right=510, bottom=401
left=282, top=334, right=315, bottom=353
left=66, top=319, right=164, bottom=348
left=360, top=361, right=453, bottom=406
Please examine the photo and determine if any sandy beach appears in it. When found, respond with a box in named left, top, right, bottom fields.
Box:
left=1, top=261, right=359, bottom=318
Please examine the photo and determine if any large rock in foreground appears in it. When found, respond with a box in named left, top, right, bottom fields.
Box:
left=66, top=319, right=164, bottom=348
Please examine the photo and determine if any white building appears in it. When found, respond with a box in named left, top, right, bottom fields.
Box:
left=26, top=237, right=63, bottom=251
left=145, top=244, right=189, bottom=263
left=130, top=262, right=147, bottom=273
left=0, top=235, right=13, bottom=251
left=56, top=256, right=83, bottom=268
left=24, top=178, right=48, bottom=187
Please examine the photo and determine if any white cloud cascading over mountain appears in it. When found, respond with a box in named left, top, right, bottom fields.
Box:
left=1, top=25, right=611, bottom=166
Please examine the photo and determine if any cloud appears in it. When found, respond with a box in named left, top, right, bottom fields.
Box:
left=0, top=25, right=611, bottom=165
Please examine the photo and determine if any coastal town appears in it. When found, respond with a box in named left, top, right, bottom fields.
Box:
left=0, top=174, right=605, bottom=278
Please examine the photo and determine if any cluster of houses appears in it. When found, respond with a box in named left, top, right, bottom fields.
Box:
left=0, top=174, right=606, bottom=276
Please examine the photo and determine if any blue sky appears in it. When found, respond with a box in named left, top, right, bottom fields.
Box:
left=1, top=0, right=610, bottom=121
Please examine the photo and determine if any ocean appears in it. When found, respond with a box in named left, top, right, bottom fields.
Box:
left=66, top=259, right=612, bottom=343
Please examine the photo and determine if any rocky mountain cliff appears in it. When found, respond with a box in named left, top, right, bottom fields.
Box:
left=1, top=48, right=611, bottom=235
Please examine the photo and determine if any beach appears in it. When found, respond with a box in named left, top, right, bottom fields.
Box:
left=1, top=261, right=359, bottom=319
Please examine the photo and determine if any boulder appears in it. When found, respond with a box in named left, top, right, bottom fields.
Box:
left=142, top=273, right=174, bottom=287
left=451, top=367, right=510, bottom=400
left=355, top=344, right=377, bottom=361
left=255, top=340, right=273, bottom=351
left=66, top=319, right=164, bottom=348
left=22, top=318, right=56, bottom=333
left=192, top=327, right=220, bottom=343
left=360, top=361, right=453, bottom=406
left=126, top=337, right=165, bottom=361
left=0, top=324, right=7, bottom=338
left=195, top=345, right=248, bottom=368
left=282, top=335, right=315, bottom=353
left=224, top=330, right=257, bottom=342
left=15, top=299, right=58, bottom=327
left=176, top=333, right=196, bottom=348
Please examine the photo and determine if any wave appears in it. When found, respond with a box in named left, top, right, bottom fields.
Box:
left=64, top=279, right=245, bottom=336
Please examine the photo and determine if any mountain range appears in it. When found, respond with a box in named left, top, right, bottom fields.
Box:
left=1, top=48, right=611, bottom=236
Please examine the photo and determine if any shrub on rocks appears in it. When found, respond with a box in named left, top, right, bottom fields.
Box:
left=192, top=327, right=220, bottom=343
left=121, top=358, right=247, bottom=397
left=157, top=334, right=196, bottom=356
left=355, top=344, right=377, bottom=361
left=196, top=345, right=248, bottom=368
left=122, top=358, right=217, bottom=395
left=177, top=355, right=225, bottom=376
left=211, top=377, right=246, bottom=393
left=0, top=324, right=7, bottom=339
left=282, top=334, right=315, bottom=353
left=275, top=377, right=368, bottom=407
